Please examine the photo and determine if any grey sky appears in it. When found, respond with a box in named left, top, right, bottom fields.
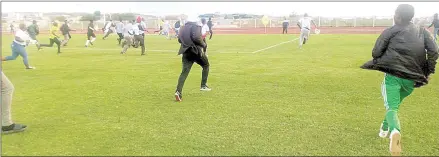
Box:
left=2, top=2, right=438, bottom=17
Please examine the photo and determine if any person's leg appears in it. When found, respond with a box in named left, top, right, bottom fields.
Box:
left=299, top=29, right=305, bottom=48
left=117, top=33, right=123, bottom=45
left=434, top=28, right=439, bottom=41
left=303, top=29, right=310, bottom=44
left=54, top=38, right=61, bottom=53
left=1, top=72, right=27, bottom=134
left=17, top=47, right=31, bottom=69
left=176, top=53, right=195, bottom=94
left=103, top=30, right=110, bottom=39
left=39, top=38, right=54, bottom=47
left=202, top=38, right=207, bottom=53
left=282, top=27, right=286, bottom=34
left=5, top=43, right=20, bottom=61
left=209, top=29, right=213, bottom=40
left=85, top=34, right=91, bottom=47
left=62, top=34, right=70, bottom=46
left=381, top=74, right=411, bottom=156
left=1, top=72, right=14, bottom=127
left=121, top=36, right=132, bottom=54
left=90, top=33, right=96, bottom=44
left=195, top=51, right=210, bottom=90
left=138, top=35, right=145, bottom=55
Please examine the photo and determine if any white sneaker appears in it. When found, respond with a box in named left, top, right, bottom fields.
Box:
left=200, top=86, right=211, bottom=91
left=389, top=129, right=402, bottom=156
left=379, top=123, right=389, bottom=138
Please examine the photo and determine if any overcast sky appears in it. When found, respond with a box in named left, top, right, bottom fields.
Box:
left=2, top=2, right=438, bottom=17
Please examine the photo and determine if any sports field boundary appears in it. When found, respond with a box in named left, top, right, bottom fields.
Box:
left=251, top=37, right=300, bottom=54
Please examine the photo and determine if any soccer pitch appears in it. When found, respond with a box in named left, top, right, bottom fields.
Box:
left=1, top=33, right=438, bottom=156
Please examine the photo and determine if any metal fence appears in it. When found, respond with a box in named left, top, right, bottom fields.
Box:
left=2, top=16, right=433, bottom=32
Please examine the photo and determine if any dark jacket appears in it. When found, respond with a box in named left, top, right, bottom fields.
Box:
left=177, top=22, right=206, bottom=56
left=361, top=23, right=438, bottom=86
left=429, top=19, right=439, bottom=28
left=61, top=23, right=71, bottom=35
left=207, top=21, right=213, bottom=29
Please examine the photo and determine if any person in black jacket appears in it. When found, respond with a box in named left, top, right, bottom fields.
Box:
left=361, top=4, right=438, bottom=156
left=174, top=16, right=210, bottom=102
left=60, top=20, right=74, bottom=46
left=207, top=17, right=213, bottom=40
left=428, top=13, right=439, bottom=41
left=282, top=17, right=289, bottom=34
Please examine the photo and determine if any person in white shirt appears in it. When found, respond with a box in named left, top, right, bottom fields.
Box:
left=162, top=21, right=171, bottom=39
left=201, top=18, right=210, bottom=55
left=297, top=13, right=318, bottom=48
left=139, top=18, right=148, bottom=38
left=121, top=20, right=134, bottom=54
left=102, top=20, right=114, bottom=40
left=131, top=20, right=146, bottom=55
left=4, top=23, right=35, bottom=69
left=115, top=19, right=125, bottom=45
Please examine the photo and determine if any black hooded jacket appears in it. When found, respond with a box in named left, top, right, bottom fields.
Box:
left=177, top=22, right=206, bottom=56
left=361, top=23, right=438, bottom=86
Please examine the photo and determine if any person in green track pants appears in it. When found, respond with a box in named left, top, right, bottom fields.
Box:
left=361, top=4, right=438, bottom=156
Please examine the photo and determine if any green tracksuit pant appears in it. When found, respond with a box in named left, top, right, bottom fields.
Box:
left=380, top=74, right=415, bottom=133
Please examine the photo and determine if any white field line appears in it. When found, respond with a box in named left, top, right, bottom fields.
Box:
left=63, top=47, right=176, bottom=52
left=251, top=37, right=299, bottom=54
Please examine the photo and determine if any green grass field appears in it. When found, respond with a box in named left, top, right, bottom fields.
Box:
left=1, top=33, right=438, bottom=156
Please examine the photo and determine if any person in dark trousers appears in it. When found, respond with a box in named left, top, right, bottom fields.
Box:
left=282, top=18, right=289, bottom=34
left=207, top=17, right=214, bottom=40
left=428, top=13, right=439, bottom=41
left=85, top=20, right=96, bottom=47
left=174, top=16, right=211, bottom=102
left=115, top=19, right=125, bottom=45
left=27, top=20, right=40, bottom=49
left=60, top=20, right=74, bottom=46
left=10, top=22, right=14, bottom=34
left=361, top=4, right=438, bottom=156
left=39, top=22, right=62, bottom=54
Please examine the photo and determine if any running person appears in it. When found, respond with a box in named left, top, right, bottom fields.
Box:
left=115, top=19, right=125, bottom=45
left=297, top=13, right=318, bottom=48
left=60, top=20, right=75, bottom=46
left=162, top=21, right=171, bottom=40
left=174, top=20, right=181, bottom=38
left=102, top=20, right=114, bottom=40
left=85, top=20, right=97, bottom=47
left=201, top=18, right=210, bottom=55
left=427, top=13, right=439, bottom=41
left=174, top=15, right=211, bottom=102
left=4, top=23, right=35, bottom=69
left=361, top=4, right=438, bottom=156
left=131, top=20, right=146, bottom=55
left=120, top=20, right=134, bottom=54
left=27, top=20, right=41, bottom=49
left=154, top=19, right=164, bottom=34
left=207, top=17, right=214, bottom=39
left=39, top=22, right=62, bottom=54
left=9, top=22, right=15, bottom=34
left=138, top=17, right=148, bottom=38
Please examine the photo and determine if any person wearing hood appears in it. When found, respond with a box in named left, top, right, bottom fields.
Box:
left=174, top=15, right=211, bottom=102
left=361, top=4, right=438, bottom=156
